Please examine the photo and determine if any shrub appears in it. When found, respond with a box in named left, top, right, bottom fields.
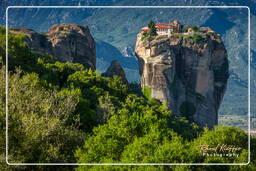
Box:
left=142, top=86, right=151, bottom=99
left=0, top=68, right=85, bottom=163
left=191, top=25, right=199, bottom=32
left=141, top=30, right=150, bottom=41
left=192, top=34, right=204, bottom=43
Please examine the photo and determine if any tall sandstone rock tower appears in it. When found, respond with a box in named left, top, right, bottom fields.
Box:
left=135, top=26, right=229, bottom=128
left=10, top=24, right=96, bottom=69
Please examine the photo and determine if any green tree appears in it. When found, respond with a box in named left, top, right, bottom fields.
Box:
left=0, top=68, right=85, bottom=164
left=191, top=34, right=204, bottom=43
left=75, top=94, right=201, bottom=170
left=191, top=25, right=199, bottom=32
left=148, top=20, right=157, bottom=36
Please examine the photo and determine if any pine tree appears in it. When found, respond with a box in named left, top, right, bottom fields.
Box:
left=148, top=20, right=157, bottom=36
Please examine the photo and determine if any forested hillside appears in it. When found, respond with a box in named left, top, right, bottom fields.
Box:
left=0, top=25, right=255, bottom=170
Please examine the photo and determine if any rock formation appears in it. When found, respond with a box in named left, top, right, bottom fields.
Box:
left=135, top=27, right=229, bottom=128
left=10, top=24, right=96, bottom=69
left=102, top=60, right=128, bottom=84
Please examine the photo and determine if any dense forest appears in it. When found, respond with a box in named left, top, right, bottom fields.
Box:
left=0, top=26, right=255, bottom=170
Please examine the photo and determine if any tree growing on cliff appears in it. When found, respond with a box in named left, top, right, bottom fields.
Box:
left=148, top=20, right=157, bottom=36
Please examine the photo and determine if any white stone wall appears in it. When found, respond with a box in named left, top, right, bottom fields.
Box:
left=157, top=29, right=171, bottom=36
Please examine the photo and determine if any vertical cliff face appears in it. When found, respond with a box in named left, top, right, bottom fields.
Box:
left=10, top=24, right=96, bottom=69
left=135, top=29, right=229, bottom=128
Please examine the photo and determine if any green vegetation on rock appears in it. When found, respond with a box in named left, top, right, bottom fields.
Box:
left=141, top=30, right=150, bottom=41
left=61, top=30, right=71, bottom=35
left=142, top=86, right=151, bottom=99
left=191, top=34, right=204, bottom=43
left=183, top=33, right=206, bottom=43
left=141, top=20, right=157, bottom=41
left=148, top=20, right=157, bottom=36
left=183, top=25, right=199, bottom=32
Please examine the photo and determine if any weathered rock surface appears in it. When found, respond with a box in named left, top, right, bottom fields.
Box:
left=10, top=24, right=96, bottom=69
left=135, top=29, right=229, bottom=128
left=102, top=60, right=128, bottom=84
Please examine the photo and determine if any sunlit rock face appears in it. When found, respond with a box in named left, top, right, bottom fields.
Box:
left=135, top=28, right=229, bottom=128
left=10, top=24, right=96, bottom=69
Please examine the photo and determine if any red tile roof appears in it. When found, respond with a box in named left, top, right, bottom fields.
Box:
left=142, top=23, right=176, bottom=31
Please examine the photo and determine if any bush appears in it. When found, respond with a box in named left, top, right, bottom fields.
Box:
left=142, top=86, right=151, bottom=99
left=0, top=68, right=85, bottom=163
left=191, top=25, right=199, bottom=32
left=191, top=34, right=204, bottom=43
left=141, top=31, right=150, bottom=41
left=75, top=94, right=188, bottom=168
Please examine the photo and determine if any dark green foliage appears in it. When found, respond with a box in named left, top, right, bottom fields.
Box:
left=183, top=33, right=206, bottom=44
left=0, top=68, right=85, bottom=164
left=67, top=70, right=129, bottom=131
left=140, top=20, right=157, bottom=41
left=128, top=82, right=142, bottom=96
left=191, top=25, right=199, bottom=32
left=75, top=103, right=253, bottom=170
left=36, top=59, right=85, bottom=87
left=191, top=34, right=204, bottom=43
left=181, top=25, right=206, bottom=44
left=148, top=20, right=157, bottom=36
left=179, top=101, right=196, bottom=120
left=75, top=94, right=201, bottom=169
